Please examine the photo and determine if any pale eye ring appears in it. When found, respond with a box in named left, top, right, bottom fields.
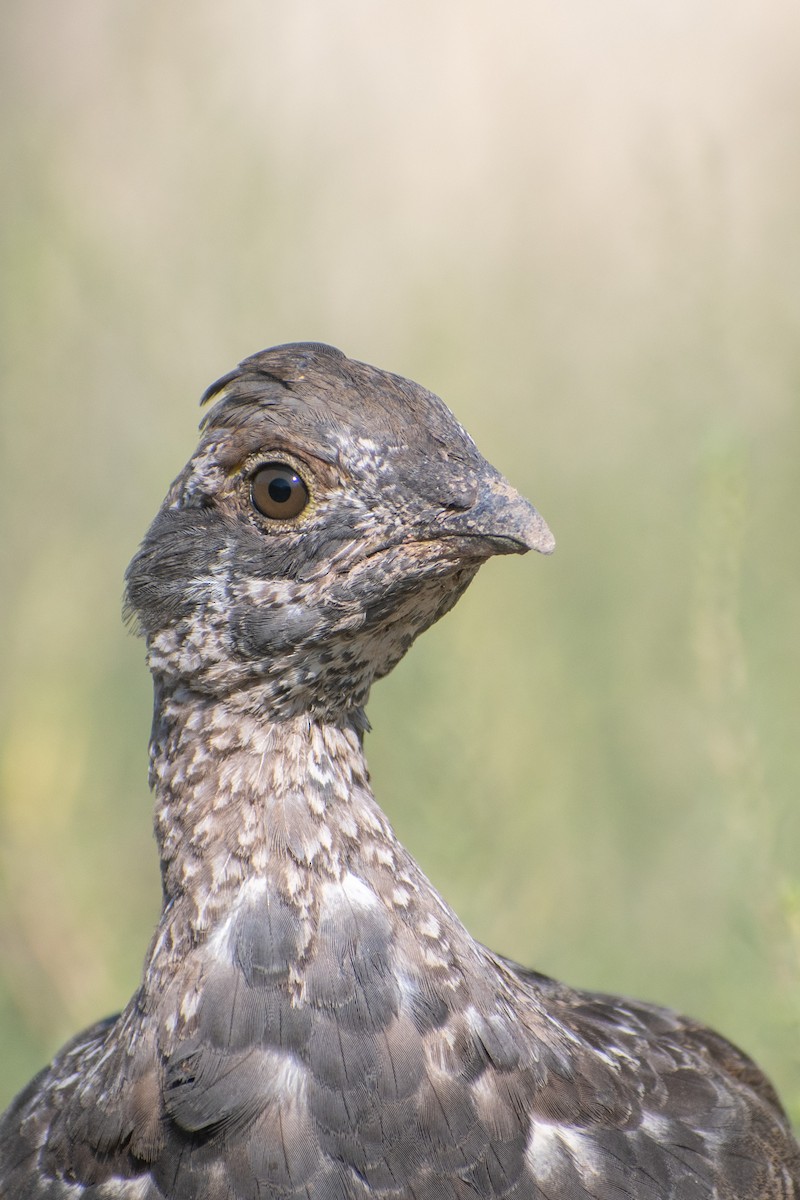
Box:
left=251, top=463, right=309, bottom=520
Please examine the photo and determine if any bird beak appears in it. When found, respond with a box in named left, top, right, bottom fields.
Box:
left=441, top=475, right=555, bottom=556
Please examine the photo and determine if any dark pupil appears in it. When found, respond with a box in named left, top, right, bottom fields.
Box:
left=251, top=462, right=309, bottom=519
left=269, top=476, right=293, bottom=504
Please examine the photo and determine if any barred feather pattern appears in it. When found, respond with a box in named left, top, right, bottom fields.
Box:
left=1, top=343, right=798, bottom=1199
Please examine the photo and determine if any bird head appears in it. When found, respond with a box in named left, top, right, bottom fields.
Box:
left=125, top=343, right=554, bottom=720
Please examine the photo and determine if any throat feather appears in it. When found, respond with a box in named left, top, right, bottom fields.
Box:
left=149, top=696, right=382, bottom=945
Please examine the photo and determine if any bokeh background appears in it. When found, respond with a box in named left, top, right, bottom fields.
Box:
left=1, top=0, right=799, bottom=1121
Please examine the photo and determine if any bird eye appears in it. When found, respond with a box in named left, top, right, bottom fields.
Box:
left=251, top=463, right=309, bottom=520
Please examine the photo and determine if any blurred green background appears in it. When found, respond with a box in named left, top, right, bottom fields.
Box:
left=1, top=0, right=799, bottom=1122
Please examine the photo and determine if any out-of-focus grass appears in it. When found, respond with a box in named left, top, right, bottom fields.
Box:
left=1, top=0, right=799, bottom=1122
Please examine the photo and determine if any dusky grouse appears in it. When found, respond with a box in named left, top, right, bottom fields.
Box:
left=1, top=342, right=798, bottom=1199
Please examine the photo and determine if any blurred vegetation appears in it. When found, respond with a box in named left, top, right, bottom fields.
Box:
left=1, top=0, right=799, bottom=1124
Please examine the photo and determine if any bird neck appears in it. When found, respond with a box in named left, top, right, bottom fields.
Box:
left=140, top=679, right=500, bottom=1041
left=147, top=682, right=391, bottom=942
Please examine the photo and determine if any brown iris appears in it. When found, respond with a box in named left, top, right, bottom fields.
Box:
left=251, top=463, right=309, bottom=520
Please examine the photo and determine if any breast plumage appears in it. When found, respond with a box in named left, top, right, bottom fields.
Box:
left=1, top=343, right=797, bottom=1199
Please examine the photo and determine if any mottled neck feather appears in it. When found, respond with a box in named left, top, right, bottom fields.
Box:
left=121, top=674, right=592, bottom=1186
left=141, top=682, right=501, bottom=1020
left=150, top=686, right=381, bottom=923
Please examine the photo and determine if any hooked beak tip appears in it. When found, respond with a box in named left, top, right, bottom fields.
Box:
left=526, top=513, right=556, bottom=555
left=439, top=476, right=555, bottom=558
left=484, top=478, right=555, bottom=556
